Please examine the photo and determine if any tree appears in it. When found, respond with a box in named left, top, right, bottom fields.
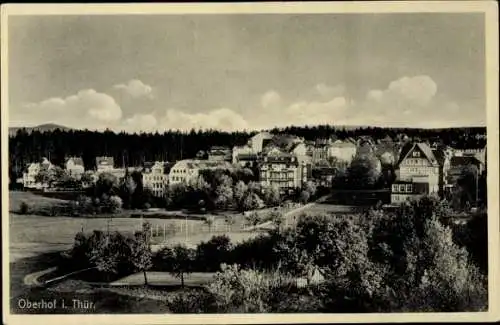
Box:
left=215, top=181, right=234, bottom=210
left=121, top=174, right=137, bottom=209
left=242, top=192, right=264, bottom=211
left=299, top=190, right=310, bottom=204
left=19, top=201, right=29, bottom=214
left=130, top=222, right=153, bottom=285
left=81, top=171, right=94, bottom=186
left=263, top=185, right=282, bottom=207
left=205, top=215, right=215, bottom=232
left=196, top=235, right=233, bottom=272
left=347, top=154, right=382, bottom=189
left=303, top=181, right=317, bottom=197
left=108, top=195, right=123, bottom=213
left=234, top=181, right=248, bottom=211
left=162, top=245, right=196, bottom=287
left=269, top=210, right=285, bottom=230
left=245, top=212, right=261, bottom=227
left=456, top=164, right=479, bottom=208
left=95, top=172, right=119, bottom=197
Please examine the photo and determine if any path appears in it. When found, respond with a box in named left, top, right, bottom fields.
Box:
left=244, top=194, right=331, bottom=231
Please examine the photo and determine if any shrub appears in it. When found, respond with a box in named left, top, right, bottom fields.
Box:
left=108, top=195, right=123, bottom=213
left=166, top=289, right=216, bottom=313
left=19, top=201, right=29, bottom=214
left=196, top=235, right=233, bottom=272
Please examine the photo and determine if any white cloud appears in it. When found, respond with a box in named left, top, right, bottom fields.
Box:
left=315, top=83, right=345, bottom=99
left=122, top=113, right=158, bottom=133
left=250, top=89, right=351, bottom=130
left=260, top=90, right=282, bottom=109
left=113, top=79, right=153, bottom=99
left=368, top=75, right=438, bottom=106
left=20, top=89, right=122, bottom=130
left=159, top=108, right=249, bottom=132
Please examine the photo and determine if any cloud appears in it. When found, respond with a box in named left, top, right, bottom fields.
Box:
left=122, top=113, right=158, bottom=133
left=250, top=89, right=352, bottom=130
left=20, top=89, right=122, bottom=129
left=113, top=79, right=153, bottom=99
left=159, top=108, right=249, bottom=132
left=315, top=83, right=345, bottom=99
left=367, top=75, right=438, bottom=106
left=260, top=90, right=282, bottom=109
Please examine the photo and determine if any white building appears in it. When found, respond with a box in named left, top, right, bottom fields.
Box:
left=248, top=132, right=273, bottom=153
left=65, top=157, right=85, bottom=179
left=22, top=158, right=53, bottom=189
left=169, top=159, right=233, bottom=185
left=142, top=161, right=170, bottom=197
left=96, top=156, right=115, bottom=173
left=394, top=142, right=447, bottom=197
left=327, top=140, right=357, bottom=164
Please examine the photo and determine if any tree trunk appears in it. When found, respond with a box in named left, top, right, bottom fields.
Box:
left=181, top=272, right=184, bottom=288
left=143, top=270, right=148, bottom=286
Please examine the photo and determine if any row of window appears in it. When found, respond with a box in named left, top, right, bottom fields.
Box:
left=392, top=184, right=413, bottom=193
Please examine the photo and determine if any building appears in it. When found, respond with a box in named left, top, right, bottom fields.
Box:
left=65, top=157, right=85, bottom=179
left=169, top=159, right=232, bottom=185
left=391, top=180, right=430, bottom=204
left=232, top=145, right=254, bottom=163
left=311, top=165, right=337, bottom=188
left=96, top=156, right=115, bottom=173
left=234, top=152, right=259, bottom=168
left=208, top=146, right=232, bottom=162
left=248, top=132, right=273, bottom=153
left=444, top=155, right=485, bottom=199
left=142, top=161, right=171, bottom=197
left=22, top=158, right=53, bottom=189
left=259, top=151, right=310, bottom=192
left=312, top=144, right=329, bottom=164
left=394, top=142, right=449, bottom=198
left=327, top=140, right=357, bottom=165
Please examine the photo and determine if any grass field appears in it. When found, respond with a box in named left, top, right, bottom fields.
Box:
left=9, top=191, right=261, bottom=263
left=9, top=191, right=70, bottom=213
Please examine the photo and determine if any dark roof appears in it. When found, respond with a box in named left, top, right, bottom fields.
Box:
left=450, top=156, right=482, bottom=168
left=396, top=142, right=438, bottom=166
left=237, top=153, right=259, bottom=160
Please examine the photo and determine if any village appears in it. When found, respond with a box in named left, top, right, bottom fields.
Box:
left=16, top=131, right=487, bottom=210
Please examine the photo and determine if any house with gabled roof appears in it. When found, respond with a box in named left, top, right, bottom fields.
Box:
left=65, top=157, right=85, bottom=179
left=393, top=142, right=451, bottom=201
left=96, top=156, right=115, bottom=173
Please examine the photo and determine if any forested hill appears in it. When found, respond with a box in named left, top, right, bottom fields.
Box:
left=8, top=125, right=486, bottom=177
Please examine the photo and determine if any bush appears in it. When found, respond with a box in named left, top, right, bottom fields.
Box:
left=108, top=195, right=123, bottom=213
left=166, top=289, right=216, bottom=313
left=19, top=201, right=29, bottom=214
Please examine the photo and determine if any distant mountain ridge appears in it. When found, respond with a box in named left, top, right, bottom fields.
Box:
left=9, top=123, right=72, bottom=136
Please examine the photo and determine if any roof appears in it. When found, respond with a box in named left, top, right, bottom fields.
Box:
left=450, top=156, right=483, bottom=168
left=236, top=153, right=259, bottom=160
left=96, top=156, right=114, bottom=165
left=330, top=140, right=356, bottom=148
left=209, top=146, right=231, bottom=152
left=66, top=157, right=84, bottom=166
left=396, top=142, right=439, bottom=167
left=171, top=159, right=232, bottom=171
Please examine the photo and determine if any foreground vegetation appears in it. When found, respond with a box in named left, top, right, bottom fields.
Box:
left=55, top=195, right=487, bottom=313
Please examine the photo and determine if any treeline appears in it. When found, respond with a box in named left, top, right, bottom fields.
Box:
left=9, top=126, right=486, bottom=180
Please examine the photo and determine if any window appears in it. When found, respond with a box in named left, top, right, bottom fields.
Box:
left=412, top=151, right=420, bottom=158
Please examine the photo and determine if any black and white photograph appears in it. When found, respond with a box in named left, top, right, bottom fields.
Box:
left=2, top=2, right=499, bottom=324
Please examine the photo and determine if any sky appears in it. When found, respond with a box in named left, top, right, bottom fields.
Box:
left=8, top=13, right=486, bottom=132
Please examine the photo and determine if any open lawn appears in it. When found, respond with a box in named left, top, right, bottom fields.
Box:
left=111, top=271, right=215, bottom=287
left=9, top=191, right=70, bottom=213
